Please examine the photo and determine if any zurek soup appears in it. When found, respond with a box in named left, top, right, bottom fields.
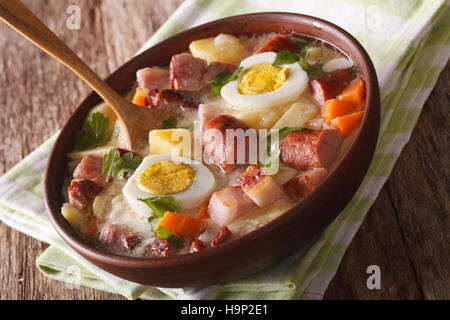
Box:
left=62, top=34, right=366, bottom=257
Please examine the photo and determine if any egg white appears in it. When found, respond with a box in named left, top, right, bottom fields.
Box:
left=221, top=52, right=308, bottom=110
left=122, top=154, right=215, bottom=216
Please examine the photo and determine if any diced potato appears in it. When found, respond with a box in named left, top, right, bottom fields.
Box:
left=92, top=192, right=109, bottom=221
left=272, top=96, right=319, bottom=129
left=149, top=128, right=200, bottom=159
left=67, top=145, right=112, bottom=163
left=272, top=164, right=299, bottom=185
left=304, top=117, right=326, bottom=130
left=305, top=46, right=339, bottom=65
left=61, top=203, right=87, bottom=229
left=234, top=108, right=282, bottom=129
left=189, top=34, right=247, bottom=65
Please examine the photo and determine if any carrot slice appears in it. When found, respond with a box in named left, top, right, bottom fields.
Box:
left=132, top=87, right=149, bottom=107
left=331, top=110, right=365, bottom=136
left=198, top=202, right=210, bottom=219
left=337, top=77, right=365, bottom=109
left=157, top=211, right=208, bottom=238
left=321, top=98, right=355, bottom=124
left=309, top=68, right=355, bottom=106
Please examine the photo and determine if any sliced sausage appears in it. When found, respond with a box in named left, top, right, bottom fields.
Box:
left=68, top=179, right=104, bottom=211
left=121, top=231, right=142, bottom=251
left=189, top=239, right=206, bottom=253
left=73, top=155, right=109, bottom=186
left=284, top=168, right=328, bottom=199
left=211, top=226, right=232, bottom=247
left=309, top=68, right=355, bottom=106
left=208, top=185, right=255, bottom=226
left=146, top=88, right=198, bottom=113
left=136, top=67, right=170, bottom=91
left=239, top=165, right=284, bottom=207
left=202, top=115, right=250, bottom=172
left=98, top=224, right=141, bottom=252
left=98, top=224, right=119, bottom=246
left=255, top=35, right=297, bottom=54
left=145, top=239, right=173, bottom=257
left=280, top=129, right=343, bottom=171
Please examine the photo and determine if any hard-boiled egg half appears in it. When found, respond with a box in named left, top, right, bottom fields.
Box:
left=221, top=52, right=308, bottom=110
left=123, top=154, right=215, bottom=216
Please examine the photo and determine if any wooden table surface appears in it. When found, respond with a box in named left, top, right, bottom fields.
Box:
left=0, top=0, right=448, bottom=300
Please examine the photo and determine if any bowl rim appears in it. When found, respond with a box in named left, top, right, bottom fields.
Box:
left=44, top=12, right=380, bottom=269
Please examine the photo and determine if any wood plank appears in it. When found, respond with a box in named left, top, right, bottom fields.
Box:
left=0, top=0, right=182, bottom=300
left=0, top=0, right=121, bottom=300
left=325, top=63, right=449, bottom=299
left=383, top=64, right=450, bottom=299
left=324, top=188, right=423, bottom=299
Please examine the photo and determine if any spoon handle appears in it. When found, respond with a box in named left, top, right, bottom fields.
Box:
left=0, top=0, right=126, bottom=115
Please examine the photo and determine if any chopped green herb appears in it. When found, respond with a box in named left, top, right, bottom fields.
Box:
left=183, top=124, right=195, bottom=131
left=263, top=127, right=305, bottom=145
left=209, top=67, right=244, bottom=95
left=278, top=126, right=306, bottom=139
left=272, top=50, right=299, bottom=66
left=162, top=116, right=178, bottom=129
left=138, top=196, right=181, bottom=218
left=156, top=226, right=185, bottom=248
left=147, top=216, right=161, bottom=232
left=260, top=147, right=281, bottom=170
left=299, top=58, right=325, bottom=80
left=147, top=216, right=158, bottom=224
left=271, top=45, right=325, bottom=79
left=102, top=148, right=142, bottom=179
left=75, top=112, right=115, bottom=150
left=92, top=232, right=101, bottom=243
left=293, top=41, right=307, bottom=55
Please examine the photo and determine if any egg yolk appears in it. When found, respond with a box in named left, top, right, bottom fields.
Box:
left=138, top=160, right=195, bottom=195
left=238, top=63, right=289, bottom=95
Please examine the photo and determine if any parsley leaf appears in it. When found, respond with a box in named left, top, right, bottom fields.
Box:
left=272, top=45, right=325, bottom=79
left=183, top=124, right=195, bottom=131
left=209, top=67, right=244, bottom=95
left=273, top=50, right=299, bottom=66
left=102, top=148, right=142, bottom=179
left=156, top=226, right=185, bottom=248
left=75, top=112, right=115, bottom=151
left=263, top=127, right=305, bottom=145
left=147, top=216, right=161, bottom=232
left=138, top=196, right=181, bottom=218
left=299, top=58, right=325, bottom=80
left=277, top=126, right=306, bottom=139
left=293, top=41, right=307, bottom=55
left=162, top=117, right=178, bottom=129
left=260, top=146, right=281, bottom=170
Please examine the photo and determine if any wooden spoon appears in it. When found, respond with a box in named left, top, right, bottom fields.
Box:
left=0, top=0, right=174, bottom=151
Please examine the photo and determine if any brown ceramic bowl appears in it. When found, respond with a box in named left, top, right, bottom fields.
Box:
left=44, top=12, right=380, bottom=287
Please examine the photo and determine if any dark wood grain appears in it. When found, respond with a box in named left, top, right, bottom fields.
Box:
left=324, top=64, right=450, bottom=300
left=0, top=0, right=448, bottom=299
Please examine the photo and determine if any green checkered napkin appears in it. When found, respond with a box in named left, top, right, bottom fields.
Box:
left=0, top=0, right=448, bottom=300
